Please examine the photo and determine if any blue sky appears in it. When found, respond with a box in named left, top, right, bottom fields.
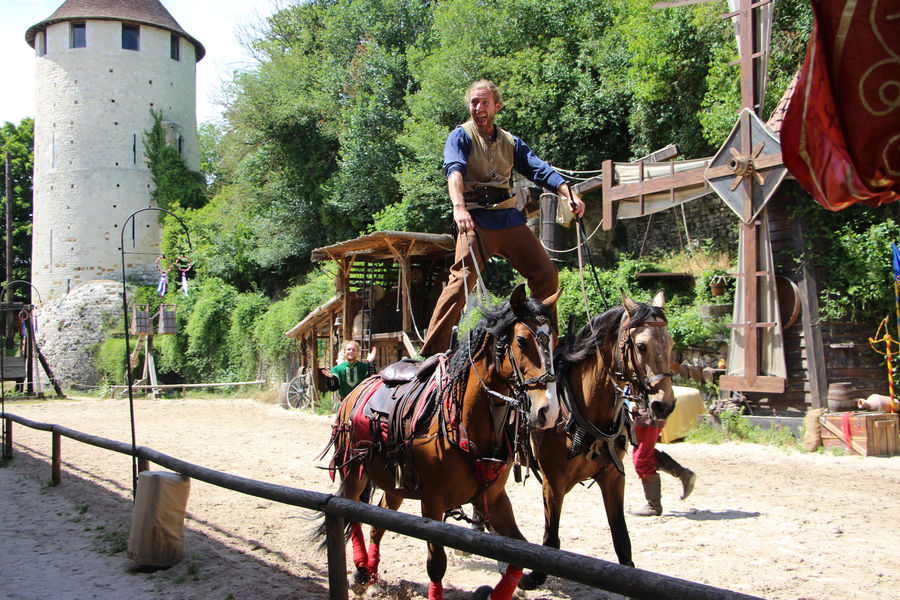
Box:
left=1, top=0, right=280, bottom=126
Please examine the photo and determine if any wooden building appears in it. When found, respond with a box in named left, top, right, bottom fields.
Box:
left=284, top=231, right=454, bottom=401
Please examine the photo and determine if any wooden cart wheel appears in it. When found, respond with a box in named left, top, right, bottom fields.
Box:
left=286, top=372, right=312, bottom=409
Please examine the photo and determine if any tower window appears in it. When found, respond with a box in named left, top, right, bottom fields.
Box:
left=178, top=135, right=184, bottom=154
left=71, top=23, right=86, bottom=48
left=122, top=24, right=139, bottom=51
left=170, top=33, right=180, bottom=61
left=37, top=32, right=47, bottom=56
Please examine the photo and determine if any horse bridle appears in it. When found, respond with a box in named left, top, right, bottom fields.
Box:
left=494, top=318, right=557, bottom=402
left=614, top=316, right=672, bottom=411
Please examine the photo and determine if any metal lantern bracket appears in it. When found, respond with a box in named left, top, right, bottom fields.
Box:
left=120, top=208, right=192, bottom=496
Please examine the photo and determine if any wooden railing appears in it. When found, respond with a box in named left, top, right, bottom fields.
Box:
left=1, top=411, right=762, bottom=600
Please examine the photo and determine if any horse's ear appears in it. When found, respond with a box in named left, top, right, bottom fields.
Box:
left=542, top=288, right=561, bottom=306
left=510, top=283, right=527, bottom=310
left=652, top=289, right=665, bottom=309
left=621, top=288, right=639, bottom=317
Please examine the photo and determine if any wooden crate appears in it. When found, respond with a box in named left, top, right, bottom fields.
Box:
left=820, top=412, right=899, bottom=456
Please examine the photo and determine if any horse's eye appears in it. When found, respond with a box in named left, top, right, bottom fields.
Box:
left=516, top=335, right=527, bottom=348
left=637, top=342, right=648, bottom=353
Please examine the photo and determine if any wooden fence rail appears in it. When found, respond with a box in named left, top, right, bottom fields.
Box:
left=1, top=411, right=763, bottom=600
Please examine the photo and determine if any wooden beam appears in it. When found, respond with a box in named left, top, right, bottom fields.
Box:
left=606, top=167, right=708, bottom=202
left=718, top=375, right=785, bottom=393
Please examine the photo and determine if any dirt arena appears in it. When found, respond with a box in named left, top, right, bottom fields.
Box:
left=1, top=396, right=898, bottom=600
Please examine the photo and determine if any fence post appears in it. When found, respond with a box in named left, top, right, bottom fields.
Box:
left=51, top=431, right=61, bottom=485
left=138, top=457, right=149, bottom=473
left=3, top=418, right=11, bottom=458
left=325, top=514, right=348, bottom=600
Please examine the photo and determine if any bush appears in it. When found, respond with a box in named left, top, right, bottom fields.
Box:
left=665, top=302, right=729, bottom=351
left=557, top=257, right=663, bottom=333
left=255, top=269, right=335, bottom=365
left=183, top=278, right=239, bottom=381
left=228, top=292, right=270, bottom=380
left=94, top=337, right=128, bottom=384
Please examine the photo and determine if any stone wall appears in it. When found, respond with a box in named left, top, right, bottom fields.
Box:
left=616, top=195, right=739, bottom=258
left=35, top=280, right=123, bottom=387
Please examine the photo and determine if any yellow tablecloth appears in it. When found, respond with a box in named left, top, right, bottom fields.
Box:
left=660, top=386, right=706, bottom=443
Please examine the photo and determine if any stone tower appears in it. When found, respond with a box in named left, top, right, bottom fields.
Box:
left=25, top=0, right=204, bottom=304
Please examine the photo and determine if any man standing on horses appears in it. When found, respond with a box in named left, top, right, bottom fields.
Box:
left=420, top=79, right=585, bottom=356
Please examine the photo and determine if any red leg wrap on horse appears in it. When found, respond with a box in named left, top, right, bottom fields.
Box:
left=349, top=523, right=368, bottom=569
left=367, top=542, right=380, bottom=582
left=428, top=581, right=444, bottom=600
left=490, top=565, right=523, bottom=600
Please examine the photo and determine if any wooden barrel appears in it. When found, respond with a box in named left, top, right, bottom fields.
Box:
left=827, top=382, right=856, bottom=412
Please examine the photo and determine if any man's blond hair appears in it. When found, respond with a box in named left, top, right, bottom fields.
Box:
left=343, top=340, right=360, bottom=352
left=465, top=79, right=503, bottom=107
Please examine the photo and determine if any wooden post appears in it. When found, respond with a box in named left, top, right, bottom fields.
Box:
left=3, top=417, right=11, bottom=458
left=5, top=152, right=13, bottom=350
left=51, top=431, right=61, bottom=485
left=138, top=456, right=149, bottom=473
left=793, top=216, right=827, bottom=409
left=602, top=159, right=614, bottom=230
left=324, top=514, right=349, bottom=600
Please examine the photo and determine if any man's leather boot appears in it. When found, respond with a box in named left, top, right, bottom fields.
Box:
left=630, top=473, right=662, bottom=516
left=656, top=450, right=696, bottom=500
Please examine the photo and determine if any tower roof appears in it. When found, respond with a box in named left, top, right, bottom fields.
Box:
left=25, top=0, right=205, bottom=61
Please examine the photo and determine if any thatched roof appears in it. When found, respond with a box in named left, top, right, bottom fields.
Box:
left=26, top=0, right=205, bottom=61
left=285, top=295, right=341, bottom=340
left=310, top=231, right=454, bottom=263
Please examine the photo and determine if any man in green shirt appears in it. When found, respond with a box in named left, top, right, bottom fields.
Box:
left=322, top=340, right=377, bottom=400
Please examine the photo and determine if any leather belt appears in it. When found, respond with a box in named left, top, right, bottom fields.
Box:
left=464, top=187, right=515, bottom=211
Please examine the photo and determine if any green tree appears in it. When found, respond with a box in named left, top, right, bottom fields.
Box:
left=0, top=119, right=34, bottom=301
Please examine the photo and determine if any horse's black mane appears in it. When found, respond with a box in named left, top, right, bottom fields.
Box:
left=559, top=301, right=666, bottom=366
left=447, top=295, right=553, bottom=379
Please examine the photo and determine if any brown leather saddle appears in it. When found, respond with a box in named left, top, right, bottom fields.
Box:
left=359, top=355, right=444, bottom=490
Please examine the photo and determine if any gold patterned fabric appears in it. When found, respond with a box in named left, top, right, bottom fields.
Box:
left=781, top=0, right=900, bottom=210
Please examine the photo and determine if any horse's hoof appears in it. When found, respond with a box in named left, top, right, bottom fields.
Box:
left=622, top=560, right=635, bottom=568
left=518, top=571, right=547, bottom=590
left=473, top=585, right=493, bottom=600
left=352, top=566, right=370, bottom=586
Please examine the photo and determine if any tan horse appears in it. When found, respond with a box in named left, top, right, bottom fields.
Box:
left=519, top=290, right=675, bottom=590
left=321, top=284, right=560, bottom=600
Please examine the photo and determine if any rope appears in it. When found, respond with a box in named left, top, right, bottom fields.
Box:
left=540, top=217, right=605, bottom=254
left=548, top=164, right=604, bottom=177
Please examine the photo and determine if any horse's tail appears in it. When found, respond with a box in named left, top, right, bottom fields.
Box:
left=311, top=478, right=376, bottom=553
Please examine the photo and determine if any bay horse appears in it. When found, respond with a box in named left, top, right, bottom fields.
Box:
left=518, top=290, right=675, bottom=590
left=320, top=284, right=560, bottom=600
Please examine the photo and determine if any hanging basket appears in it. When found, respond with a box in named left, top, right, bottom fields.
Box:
left=710, top=275, right=727, bottom=297
left=158, top=305, right=177, bottom=335
left=131, top=305, right=151, bottom=335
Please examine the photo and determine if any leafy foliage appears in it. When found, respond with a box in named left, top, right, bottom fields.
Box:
left=143, top=110, right=207, bottom=212
left=792, top=194, right=900, bottom=322
left=0, top=119, right=34, bottom=301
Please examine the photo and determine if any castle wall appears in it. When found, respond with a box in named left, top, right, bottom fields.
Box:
left=31, top=18, right=198, bottom=303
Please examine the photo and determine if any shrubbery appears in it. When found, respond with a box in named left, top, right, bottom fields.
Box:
left=94, top=268, right=335, bottom=385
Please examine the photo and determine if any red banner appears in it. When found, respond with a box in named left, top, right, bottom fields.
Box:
left=780, top=0, right=900, bottom=210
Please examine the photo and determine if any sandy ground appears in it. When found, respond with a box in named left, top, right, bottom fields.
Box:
left=1, top=396, right=899, bottom=600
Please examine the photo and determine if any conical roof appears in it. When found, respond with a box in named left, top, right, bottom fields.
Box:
left=25, top=0, right=205, bottom=61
